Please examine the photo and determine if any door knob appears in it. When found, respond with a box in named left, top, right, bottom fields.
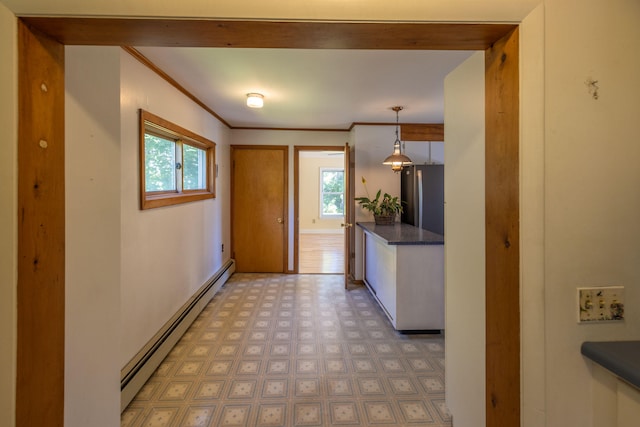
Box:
left=277, top=217, right=284, bottom=224
left=341, top=223, right=353, bottom=228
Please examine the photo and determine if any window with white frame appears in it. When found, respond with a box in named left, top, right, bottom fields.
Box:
left=140, top=110, right=215, bottom=209
left=320, top=168, right=344, bottom=218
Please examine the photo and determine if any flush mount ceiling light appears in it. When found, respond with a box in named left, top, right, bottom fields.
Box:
left=383, top=106, right=413, bottom=173
left=246, top=93, right=264, bottom=108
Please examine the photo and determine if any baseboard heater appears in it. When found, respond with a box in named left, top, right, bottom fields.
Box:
left=120, top=259, right=235, bottom=411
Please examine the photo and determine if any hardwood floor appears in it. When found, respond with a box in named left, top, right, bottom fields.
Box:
left=298, top=232, right=344, bottom=274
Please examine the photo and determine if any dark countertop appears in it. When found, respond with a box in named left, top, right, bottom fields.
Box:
left=357, top=222, right=444, bottom=246
left=581, top=341, right=640, bottom=390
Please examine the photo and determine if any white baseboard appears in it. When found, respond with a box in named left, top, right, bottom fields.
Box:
left=120, top=259, right=235, bottom=411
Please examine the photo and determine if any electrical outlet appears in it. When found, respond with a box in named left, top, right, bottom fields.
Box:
left=577, top=286, right=625, bottom=323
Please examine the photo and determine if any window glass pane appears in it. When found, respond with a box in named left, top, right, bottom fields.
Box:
left=322, top=170, right=344, bottom=192
left=322, top=193, right=344, bottom=215
left=321, top=169, right=345, bottom=216
left=145, top=134, right=176, bottom=192
left=182, top=144, right=207, bottom=190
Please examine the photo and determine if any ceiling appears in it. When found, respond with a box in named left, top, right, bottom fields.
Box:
left=134, top=47, right=475, bottom=130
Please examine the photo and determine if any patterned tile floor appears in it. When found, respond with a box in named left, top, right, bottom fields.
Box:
left=122, top=273, right=451, bottom=427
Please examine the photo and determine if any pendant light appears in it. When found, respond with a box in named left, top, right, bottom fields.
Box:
left=382, top=106, right=413, bottom=173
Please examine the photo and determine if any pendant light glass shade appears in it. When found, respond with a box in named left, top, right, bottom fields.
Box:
left=383, top=143, right=413, bottom=172
left=383, top=106, right=413, bottom=172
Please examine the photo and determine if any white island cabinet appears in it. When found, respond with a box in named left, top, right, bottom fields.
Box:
left=581, top=341, right=640, bottom=427
left=358, top=222, right=444, bottom=331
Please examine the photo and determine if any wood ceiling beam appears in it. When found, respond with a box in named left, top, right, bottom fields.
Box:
left=21, top=18, right=516, bottom=50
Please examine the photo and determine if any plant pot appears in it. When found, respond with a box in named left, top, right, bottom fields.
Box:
left=374, top=214, right=395, bottom=225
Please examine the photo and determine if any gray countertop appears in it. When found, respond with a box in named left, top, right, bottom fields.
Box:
left=357, top=222, right=444, bottom=245
left=581, top=341, right=640, bottom=390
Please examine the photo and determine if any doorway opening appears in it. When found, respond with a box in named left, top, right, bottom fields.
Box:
left=17, top=18, right=520, bottom=427
left=295, top=147, right=346, bottom=274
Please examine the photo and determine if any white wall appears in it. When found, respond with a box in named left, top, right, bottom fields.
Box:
left=443, top=51, right=486, bottom=427
left=0, top=3, right=16, bottom=426
left=299, top=155, right=344, bottom=232
left=63, top=46, right=233, bottom=426
left=231, top=129, right=349, bottom=270
left=543, top=0, right=640, bottom=426
left=120, top=50, right=231, bottom=367
left=519, top=5, right=546, bottom=426
left=0, top=0, right=540, bottom=24
left=65, top=46, right=122, bottom=427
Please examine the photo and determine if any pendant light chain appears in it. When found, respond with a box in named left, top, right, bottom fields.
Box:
left=395, top=106, right=401, bottom=143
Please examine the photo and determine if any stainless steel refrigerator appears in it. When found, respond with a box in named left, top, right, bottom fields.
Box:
left=400, top=164, right=444, bottom=235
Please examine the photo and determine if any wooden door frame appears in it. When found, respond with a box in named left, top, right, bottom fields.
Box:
left=230, top=145, right=289, bottom=273
left=293, top=145, right=346, bottom=273
left=16, top=18, right=520, bottom=427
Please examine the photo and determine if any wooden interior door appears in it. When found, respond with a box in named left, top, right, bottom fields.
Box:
left=231, top=145, right=288, bottom=272
left=343, top=142, right=353, bottom=288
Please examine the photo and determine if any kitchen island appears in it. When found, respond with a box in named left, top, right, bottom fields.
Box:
left=581, top=341, right=640, bottom=427
left=357, top=222, right=444, bottom=332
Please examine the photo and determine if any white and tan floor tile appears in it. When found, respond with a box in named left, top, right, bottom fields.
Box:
left=122, top=273, right=451, bottom=427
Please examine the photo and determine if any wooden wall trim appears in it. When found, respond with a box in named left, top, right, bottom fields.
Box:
left=233, top=126, right=350, bottom=132
left=209, top=122, right=443, bottom=133
left=401, top=123, right=444, bottom=141
left=17, top=21, right=65, bottom=427
left=485, top=27, right=520, bottom=426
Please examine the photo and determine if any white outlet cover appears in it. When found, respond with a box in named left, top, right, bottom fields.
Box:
left=577, top=286, right=625, bottom=323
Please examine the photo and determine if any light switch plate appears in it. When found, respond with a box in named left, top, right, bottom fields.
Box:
left=578, top=286, right=625, bottom=323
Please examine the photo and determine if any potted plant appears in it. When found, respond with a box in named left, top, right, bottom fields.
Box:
left=354, top=177, right=403, bottom=225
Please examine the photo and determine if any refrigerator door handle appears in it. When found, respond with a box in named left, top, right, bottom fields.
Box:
left=417, top=169, right=423, bottom=230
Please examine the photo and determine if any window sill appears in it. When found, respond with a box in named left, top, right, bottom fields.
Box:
left=142, top=190, right=214, bottom=210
